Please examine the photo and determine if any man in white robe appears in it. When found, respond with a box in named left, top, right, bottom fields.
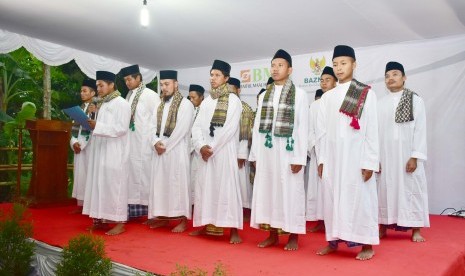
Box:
left=188, top=84, right=205, bottom=204
left=316, top=45, right=379, bottom=260
left=70, top=79, right=96, bottom=213
left=148, top=70, right=194, bottom=232
left=120, top=64, right=160, bottom=220
left=228, top=77, right=254, bottom=218
left=378, top=61, right=429, bottom=242
left=83, top=70, right=131, bottom=235
left=249, top=49, right=309, bottom=251
left=306, top=67, right=337, bottom=232
left=191, top=59, right=243, bottom=244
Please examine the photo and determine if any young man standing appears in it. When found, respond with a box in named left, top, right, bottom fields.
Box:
left=316, top=45, right=379, bottom=260
left=191, top=60, right=243, bottom=244
left=83, top=70, right=131, bottom=235
left=249, top=49, right=309, bottom=251
left=188, top=84, right=205, bottom=204
left=148, top=70, right=194, bottom=233
left=378, top=61, right=429, bottom=242
left=306, top=67, right=337, bottom=233
left=228, top=77, right=254, bottom=219
left=120, top=64, right=160, bottom=221
left=70, top=78, right=96, bottom=213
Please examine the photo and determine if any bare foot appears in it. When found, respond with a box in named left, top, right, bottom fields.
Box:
left=149, top=219, right=169, bottom=229
left=86, top=222, right=109, bottom=231
left=105, top=223, right=126, bottom=236
left=308, top=221, right=325, bottom=233
left=356, top=245, right=375, bottom=260
left=379, top=224, right=387, bottom=239
left=189, top=226, right=206, bottom=236
left=284, top=234, right=298, bottom=251
left=230, top=228, right=242, bottom=244
left=171, top=218, right=187, bottom=233
left=143, top=218, right=156, bottom=226
left=412, top=228, right=426, bottom=242
left=69, top=207, right=83, bottom=214
left=258, top=231, right=278, bottom=248
left=316, top=245, right=337, bottom=256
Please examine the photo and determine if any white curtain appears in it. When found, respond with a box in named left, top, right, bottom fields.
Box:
left=0, top=29, right=157, bottom=82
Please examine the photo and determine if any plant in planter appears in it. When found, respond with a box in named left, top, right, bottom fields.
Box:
left=56, top=234, right=112, bottom=276
left=0, top=202, right=35, bottom=275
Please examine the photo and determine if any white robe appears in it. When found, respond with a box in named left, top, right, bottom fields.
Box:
left=306, top=99, right=324, bottom=221
left=316, top=81, right=379, bottom=245
left=192, top=93, right=243, bottom=228
left=377, top=91, right=429, bottom=227
left=70, top=102, right=91, bottom=202
left=190, top=106, right=201, bottom=203
left=249, top=85, right=309, bottom=234
left=82, top=96, right=131, bottom=222
left=148, top=98, right=194, bottom=219
left=238, top=139, right=252, bottom=208
left=126, top=88, right=160, bottom=205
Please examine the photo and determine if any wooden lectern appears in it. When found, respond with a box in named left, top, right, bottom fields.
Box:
left=26, top=119, right=75, bottom=208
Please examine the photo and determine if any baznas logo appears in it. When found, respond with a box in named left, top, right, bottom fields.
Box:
left=240, top=70, right=251, bottom=82
left=310, top=56, right=326, bottom=75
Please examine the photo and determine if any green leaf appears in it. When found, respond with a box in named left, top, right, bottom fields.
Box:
left=0, top=110, right=13, bottom=123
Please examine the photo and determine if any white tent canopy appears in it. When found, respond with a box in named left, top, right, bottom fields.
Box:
left=0, top=0, right=464, bottom=71
left=0, top=0, right=464, bottom=214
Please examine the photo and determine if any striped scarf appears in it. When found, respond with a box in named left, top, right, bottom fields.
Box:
left=339, top=79, right=370, bottom=130
left=156, top=91, right=183, bottom=138
left=127, top=82, right=146, bottom=131
left=395, top=88, right=416, bottom=123
left=258, top=79, right=296, bottom=151
left=209, top=83, right=231, bottom=137
left=240, top=101, right=254, bottom=148
left=96, top=90, right=121, bottom=109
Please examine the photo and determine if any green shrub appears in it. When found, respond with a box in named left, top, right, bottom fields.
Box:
left=0, top=203, right=35, bottom=276
left=56, top=234, right=112, bottom=276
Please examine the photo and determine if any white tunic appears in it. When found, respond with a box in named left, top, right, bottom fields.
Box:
left=238, top=139, right=252, bottom=208
left=190, top=106, right=201, bottom=203
left=192, top=93, right=243, bottom=228
left=148, top=98, right=194, bottom=219
left=377, top=91, right=429, bottom=227
left=316, top=81, right=379, bottom=245
left=70, top=102, right=91, bottom=202
left=126, top=88, right=160, bottom=205
left=82, top=96, right=131, bottom=222
left=249, top=85, right=309, bottom=234
left=306, top=99, right=324, bottom=221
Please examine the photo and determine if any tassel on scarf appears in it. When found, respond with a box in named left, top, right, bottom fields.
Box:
left=350, top=116, right=360, bottom=130
left=286, top=137, right=294, bottom=151
left=264, top=132, right=273, bottom=148
left=209, top=124, right=215, bottom=137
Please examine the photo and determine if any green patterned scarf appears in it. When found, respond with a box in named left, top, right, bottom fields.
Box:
left=96, top=90, right=121, bottom=110
left=240, top=101, right=254, bottom=148
left=395, top=88, right=416, bottom=123
left=209, top=83, right=231, bottom=137
left=258, top=79, right=296, bottom=151
left=339, top=79, right=370, bottom=130
left=156, top=91, right=183, bottom=138
left=128, top=82, right=146, bottom=131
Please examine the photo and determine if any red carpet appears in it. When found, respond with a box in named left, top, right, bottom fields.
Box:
left=1, top=203, right=464, bottom=275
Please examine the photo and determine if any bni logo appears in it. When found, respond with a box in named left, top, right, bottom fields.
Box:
left=240, top=70, right=251, bottom=83
left=240, top=68, right=271, bottom=83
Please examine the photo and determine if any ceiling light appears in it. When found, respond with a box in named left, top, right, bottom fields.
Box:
left=140, top=0, right=149, bottom=27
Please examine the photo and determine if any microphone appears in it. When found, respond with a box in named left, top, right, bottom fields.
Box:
left=89, top=97, right=98, bottom=120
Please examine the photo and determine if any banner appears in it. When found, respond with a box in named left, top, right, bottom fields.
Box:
left=177, top=34, right=465, bottom=214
